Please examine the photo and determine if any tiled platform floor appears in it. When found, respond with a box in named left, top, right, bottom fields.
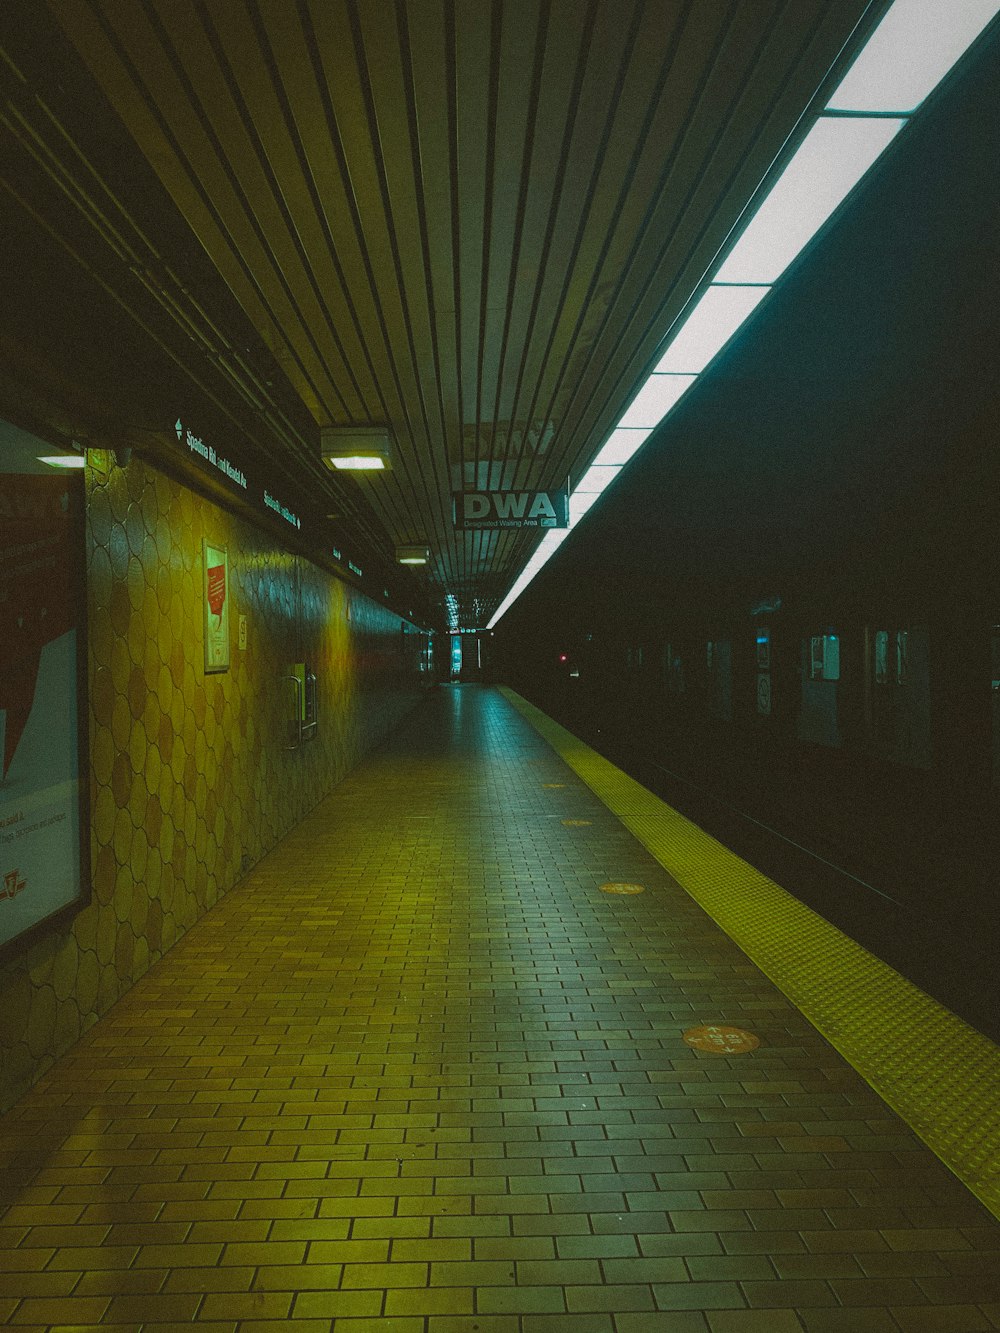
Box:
left=1, top=684, right=999, bottom=1333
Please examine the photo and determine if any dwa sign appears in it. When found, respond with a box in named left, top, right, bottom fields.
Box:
left=453, top=488, right=569, bottom=531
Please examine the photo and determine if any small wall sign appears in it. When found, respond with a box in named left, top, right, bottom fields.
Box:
left=203, top=539, right=230, bottom=673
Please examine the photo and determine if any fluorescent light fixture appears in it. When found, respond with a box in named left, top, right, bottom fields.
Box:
left=591, top=428, right=656, bottom=468
left=396, top=544, right=430, bottom=565
left=320, top=425, right=393, bottom=471
left=827, top=0, right=1000, bottom=113
left=618, top=373, right=697, bottom=429
left=574, top=465, right=621, bottom=494
left=569, top=491, right=600, bottom=522
left=487, top=407, right=686, bottom=626
left=714, top=116, right=904, bottom=284
left=591, top=428, right=653, bottom=467
left=489, top=0, right=998, bottom=635
left=37, top=454, right=86, bottom=468
left=487, top=529, right=571, bottom=628
left=654, top=284, right=771, bottom=374
left=328, top=455, right=387, bottom=470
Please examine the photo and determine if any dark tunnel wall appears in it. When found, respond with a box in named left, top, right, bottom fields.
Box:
left=494, top=24, right=1000, bottom=1037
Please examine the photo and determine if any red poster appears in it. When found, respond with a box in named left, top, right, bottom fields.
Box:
left=203, top=540, right=230, bottom=672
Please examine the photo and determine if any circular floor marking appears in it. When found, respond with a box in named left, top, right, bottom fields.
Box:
left=562, top=819, right=592, bottom=826
left=600, top=882, right=644, bottom=894
left=683, top=1024, right=760, bottom=1054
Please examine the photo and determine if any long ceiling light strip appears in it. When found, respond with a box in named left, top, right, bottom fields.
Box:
left=488, top=0, right=1000, bottom=630
left=827, top=0, right=1000, bottom=112
left=574, top=465, right=622, bottom=495
left=712, top=117, right=905, bottom=284
left=653, top=285, right=772, bottom=372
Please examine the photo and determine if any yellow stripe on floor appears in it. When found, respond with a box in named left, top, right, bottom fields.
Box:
left=502, top=686, right=1000, bottom=1221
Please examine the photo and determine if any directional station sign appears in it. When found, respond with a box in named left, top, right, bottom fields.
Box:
left=453, top=488, right=569, bottom=531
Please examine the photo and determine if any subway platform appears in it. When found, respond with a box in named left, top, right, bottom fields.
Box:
left=1, top=685, right=999, bottom=1333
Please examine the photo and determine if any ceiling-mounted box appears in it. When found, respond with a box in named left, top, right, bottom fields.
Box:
left=320, top=425, right=393, bottom=471
left=396, top=544, right=430, bottom=566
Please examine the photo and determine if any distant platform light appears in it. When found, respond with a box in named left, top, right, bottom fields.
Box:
left=320, top=425, right=393, bottom=471
left=396, top=544, right=431, bottom=565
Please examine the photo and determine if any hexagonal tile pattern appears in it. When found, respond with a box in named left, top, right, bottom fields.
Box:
left=0, top=454, right=426, bottom=1113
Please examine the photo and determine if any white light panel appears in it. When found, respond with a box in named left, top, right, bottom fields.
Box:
left=828, top=0, right=1000, bottom=113
left=591, top=428, right=654, bottom=467
left=569, top=491, right=600, bottom=522
left=714, top=116, right=904, bottom=284
left=654, top=284, right=771, bottom=374
left=38, top=454, right=86, bottom=468
left=327, top=455, right=387, bottom=470
left=617, top=373, right=697, bottom=429
left=573, top=465, right=621, bottom=494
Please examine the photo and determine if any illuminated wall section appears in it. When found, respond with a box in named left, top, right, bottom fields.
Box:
left=0, top=453, right=425, bottom=1113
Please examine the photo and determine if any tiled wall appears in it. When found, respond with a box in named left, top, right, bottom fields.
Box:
left=0, top=454, right=426, bottom=1112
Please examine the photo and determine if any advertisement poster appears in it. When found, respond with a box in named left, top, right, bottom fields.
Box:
left=0, top=468, right=86, bottom=953
left=203, top=539, right=230, bottom=673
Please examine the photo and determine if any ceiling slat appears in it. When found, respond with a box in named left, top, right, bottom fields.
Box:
left=46, top=0, right=886, bottom=623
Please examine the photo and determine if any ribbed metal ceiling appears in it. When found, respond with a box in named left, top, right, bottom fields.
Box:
left=37, top=0, right=882, bottom=624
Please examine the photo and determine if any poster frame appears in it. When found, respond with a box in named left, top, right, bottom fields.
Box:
left=202, top=538, right=230, bottom=674
left=0, top=467, right=92, bottom=964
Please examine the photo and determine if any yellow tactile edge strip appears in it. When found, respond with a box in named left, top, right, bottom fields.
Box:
left=501, top=686, right=1000, bottom=1221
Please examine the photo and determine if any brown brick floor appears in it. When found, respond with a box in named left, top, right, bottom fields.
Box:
left=1, top=684, right=999, bottom=1332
